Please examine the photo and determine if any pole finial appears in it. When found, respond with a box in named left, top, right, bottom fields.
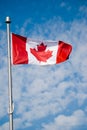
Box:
left=5, top=16, right=11, bottom=23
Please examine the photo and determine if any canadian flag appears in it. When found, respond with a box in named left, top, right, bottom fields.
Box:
left=11, top=33, right=72, bottom=65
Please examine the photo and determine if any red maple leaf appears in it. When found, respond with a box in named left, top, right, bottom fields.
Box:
left=37, top=43, right=47, bottom=51
left=30, top=43, right=53, bottom=62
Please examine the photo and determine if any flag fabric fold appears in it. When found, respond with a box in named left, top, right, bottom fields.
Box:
left=11, top=33, right=72, bottom=65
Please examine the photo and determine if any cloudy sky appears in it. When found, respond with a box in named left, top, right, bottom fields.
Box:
left=0, top=0, right=87, bottom=130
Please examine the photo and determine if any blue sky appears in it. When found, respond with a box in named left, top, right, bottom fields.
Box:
left=0, top=0, right=87, bottom=130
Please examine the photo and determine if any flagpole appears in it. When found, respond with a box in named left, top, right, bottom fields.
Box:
left=5, top=16, right=13, bottom=130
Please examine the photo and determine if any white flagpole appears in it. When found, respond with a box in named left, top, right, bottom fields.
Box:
left=5, top=16, right=14, bottom=130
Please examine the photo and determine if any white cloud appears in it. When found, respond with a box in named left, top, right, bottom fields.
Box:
left=0, top=122, right=9, bottom=130
left=60, top=2, right=71, bottom=10
left=60, top=2, right=66, bottom=7
left=0, top=67, right=8, bottom=118
left=42, top=110, right=87, bottom=130
left=79, top=5, right=87, bottom=17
